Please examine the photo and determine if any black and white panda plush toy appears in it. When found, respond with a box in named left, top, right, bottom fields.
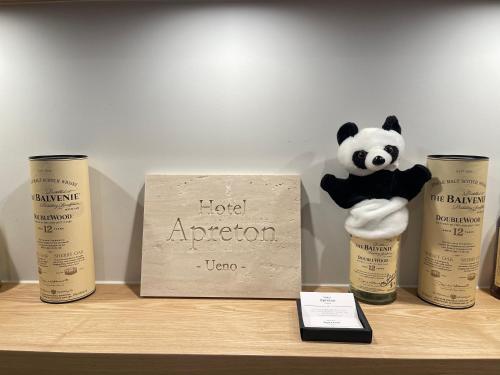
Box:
left=321, top=116, right=431, bottom=239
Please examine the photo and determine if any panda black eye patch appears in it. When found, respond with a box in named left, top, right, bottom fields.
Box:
left=384, top=145, right=399, bottom=163
left=352, top=150, right=368, bottom=169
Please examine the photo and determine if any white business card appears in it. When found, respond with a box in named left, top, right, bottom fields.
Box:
left=300, top=292, right=363, bottom=329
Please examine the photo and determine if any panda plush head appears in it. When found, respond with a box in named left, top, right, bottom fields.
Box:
left=337, top=116, right=405, bottom=177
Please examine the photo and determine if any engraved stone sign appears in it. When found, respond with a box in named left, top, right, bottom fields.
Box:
left=140, top=175, right=301, bottom=298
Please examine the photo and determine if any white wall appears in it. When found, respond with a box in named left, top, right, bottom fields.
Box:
left=1, top=0, right=499, bottom=286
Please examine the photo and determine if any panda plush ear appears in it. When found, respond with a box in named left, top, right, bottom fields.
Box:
left=337, top=122, right=358, bottom=145
left=382, top=115, right=401, bottom=134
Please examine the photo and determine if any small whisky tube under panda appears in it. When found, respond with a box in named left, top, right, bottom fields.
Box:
left=349, top=235, right=400, bottom=304
left=29, top=155, right=95, bottom=303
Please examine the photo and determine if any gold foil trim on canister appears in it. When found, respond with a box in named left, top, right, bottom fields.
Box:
left=418, top=155, right=488, bottom=309
left=350, top=235, right=400, bottom=294
left=29, top=155, right=95, bottom=303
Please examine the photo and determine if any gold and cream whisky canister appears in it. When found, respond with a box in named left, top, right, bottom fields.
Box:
left=418, top=155, right=488, bottom=308
left=29, top=155, right=95, bottom=303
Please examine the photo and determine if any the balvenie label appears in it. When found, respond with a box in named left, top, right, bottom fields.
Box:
left=32, top=193, right=80, bottom=202
left=350, top=236, right=399, bottom=294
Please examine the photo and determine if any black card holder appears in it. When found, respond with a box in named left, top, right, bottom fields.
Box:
left=296, top=299, right=373, bottom=343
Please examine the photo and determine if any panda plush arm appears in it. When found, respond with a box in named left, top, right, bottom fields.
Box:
left=394, top=164, right=432, bottom=201
left=320, top=174, right=369, bottom=209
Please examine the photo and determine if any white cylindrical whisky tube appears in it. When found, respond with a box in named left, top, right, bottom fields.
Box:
left=418, top=155, right=488, bottom=308
left=29, top=155, right=95, bottom=303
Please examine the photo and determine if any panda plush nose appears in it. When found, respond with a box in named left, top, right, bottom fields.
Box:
left=373, top=156, right=385, bottom=166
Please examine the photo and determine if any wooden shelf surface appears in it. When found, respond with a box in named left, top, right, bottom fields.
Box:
left=0, top=283, right=499, bottom=374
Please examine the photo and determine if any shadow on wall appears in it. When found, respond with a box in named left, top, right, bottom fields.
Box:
left=0, top=180, right=33, bottom=283
left=128, top=185, right=144, bottom=293
left=400, top=190, right=424, bottom=286
left=288, top=152, right=320, bottom=285
left=89, top=168, right=144, bottom=284
left=317, top=153, right=352, bottom=285
left=0, top=226, right=19, bottom=288
left=479, top=205, right=499, bottom=288
left=300, top=184, right=316, bottom=284
left=292, top=151, right=349, bottom=286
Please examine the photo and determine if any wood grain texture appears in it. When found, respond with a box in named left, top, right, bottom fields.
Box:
left=0, top=283, right=499, bottom=375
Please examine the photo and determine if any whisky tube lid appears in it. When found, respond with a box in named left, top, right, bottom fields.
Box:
left=29, top=155, right=88, bottom=161
left=427, top=155, right=488, bottom=161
